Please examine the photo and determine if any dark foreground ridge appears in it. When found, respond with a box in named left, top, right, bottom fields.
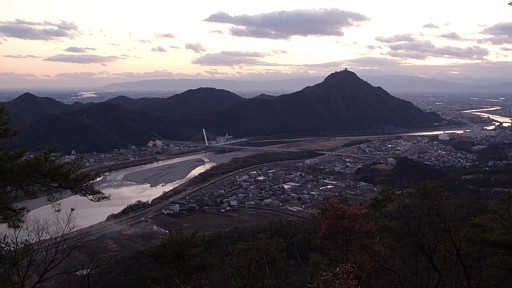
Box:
left=2, top=70, right=442, bottom=152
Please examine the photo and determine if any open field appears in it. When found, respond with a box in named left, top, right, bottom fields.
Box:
left=94, top=208, right=303, bottom=253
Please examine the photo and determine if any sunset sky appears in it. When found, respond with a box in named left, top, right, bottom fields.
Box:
left=1, top=0, right=511, bottom=88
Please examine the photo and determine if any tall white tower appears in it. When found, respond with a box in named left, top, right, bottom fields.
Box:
left=202, top=129, right=209, bottom=146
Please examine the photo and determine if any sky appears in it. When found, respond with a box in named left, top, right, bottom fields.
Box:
left=0, top=0, right=511, bottom=88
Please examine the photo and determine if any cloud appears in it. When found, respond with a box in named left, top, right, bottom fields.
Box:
left=205, top=8, right=369, bottom=39
left=346, top=57, right=402, bottom=67
left=4, top=54, right=39, bottom=58
left=64, top=46, right=96, bottom=53
left=185, top=43, right=206, bottom=53
left=377, top=34, right=488, bottom=60
left=375, top=34, right=415, bottom=43
left=139, top=39, right=152, bottom=43
left=0, top=19, right=78, bottom=40
left=193, top=51, right=270, bottom=66
left=391, top=42, right=487, bottom=60
left=0, top=72, right=36, bottom=87
left=44, top=54, right=118, bottom=64
left=151, top=46, right=167, bottom=52
left=154, top=33, right=174, bottom=38
left=54, top=72, right=98, bottom=79
left=481, top=22, right=512, bottom=44
left=423, top=23, right=439, bottom=29
left=439, top=32, right=462, bottom=40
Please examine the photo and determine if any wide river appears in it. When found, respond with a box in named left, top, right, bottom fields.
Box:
left=12, top=151, right=252, bottom=230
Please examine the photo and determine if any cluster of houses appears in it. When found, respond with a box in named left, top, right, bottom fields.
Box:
left=354, top=137, right=477, bottom=168
left=184, top=164, right=378, bottom=213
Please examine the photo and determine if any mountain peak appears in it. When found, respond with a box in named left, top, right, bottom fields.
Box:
left=323, top=69, right=362, bottom=84
left=17, top=92, right=38, bottom=100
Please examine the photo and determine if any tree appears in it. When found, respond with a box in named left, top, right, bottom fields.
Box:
left=0, top=104, right=108, bottom=226
left=466, top=191, right=512, bottom=287
left=0, top=210, right=88, bottom=287
left=310, top=263, right=359, bottom=288
left=147, top=230, right=211, bottom=287
left=222, top=234, right=287, bottom=288
left=318, top=199, right=383, bottom=277
left=379, top=182, right=476, bottom=288
left=0, top=104, right=109, bottom=287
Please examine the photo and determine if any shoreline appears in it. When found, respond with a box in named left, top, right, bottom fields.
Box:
left=15, top=153, right=209, bottom=212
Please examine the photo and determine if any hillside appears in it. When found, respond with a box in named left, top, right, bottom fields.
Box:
left=3, top=93, right=81, bottom=127
left=195, top=69, right=441, bottom=137
left=18, top=103, right=163, bottom=152
left=144, top=87, right=243, bottom=115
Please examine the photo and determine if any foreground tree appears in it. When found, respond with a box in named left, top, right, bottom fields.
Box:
left=369, top=182, right=478, bottom=288
left=466, top=191, right=512, bottom=287
left=147, top=231, right=211, bottom=287
left=0, top=104, right=108, bottom=226
left=0, top=104, right=109, bottom=287
left=0, top=211, right=85, bottom=287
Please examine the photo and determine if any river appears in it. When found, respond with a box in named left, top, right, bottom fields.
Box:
left=10, top=151, right=251, bottom=230
left=462, top=106, right=512, bottom=128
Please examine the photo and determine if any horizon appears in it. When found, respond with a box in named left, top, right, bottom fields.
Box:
left=1, top=1, right=512, bottom=89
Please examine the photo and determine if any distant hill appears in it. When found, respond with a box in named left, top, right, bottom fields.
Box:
left=17, top=102, right=163, bottom=152
left=105, top=95, right=164, bottom=111
left=105, top=88, right=243, bottom=115
left=144, top=88, right=243, bottom=115
left=364, top=75, right=512, bottom=93
left=6, top=70, right=442, bottom=153
left=3, top=92, right=83, bottom=127
left=102, top=77, right=323, bottom=93
left=363, top=75, right=466, bottom=92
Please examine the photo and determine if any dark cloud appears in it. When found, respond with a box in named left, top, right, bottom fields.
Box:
left=64, top=46, right=96, bottom=53
left=439, top=32, right=462, bottom=40
left=155, top=33, right=175, bottom=38
left=377, top=34, right=488, bottom=60
left=423, top=23, right=439, bottom=29
left=185, top=43, right=206, bottom=53
left=44, top=54, right=118, bottom=64
left=151, top=46, right=167, bottom=52
left=0, top=19, right=78, bottom=40
left=481, top=22, right=512, bottom=44
left=193, top=51, right=270, bottom=66
left=205, top=8, right=369, bottom=39
left=4, top=54, right=39, bottom=58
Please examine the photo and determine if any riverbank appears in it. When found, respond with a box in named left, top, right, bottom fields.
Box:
left=12, top=151, right=252, bottom=230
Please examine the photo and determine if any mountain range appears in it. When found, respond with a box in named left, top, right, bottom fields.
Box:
left=103, top=74, right=512, bottom=93
left=2, top=70, right=442, bottom=153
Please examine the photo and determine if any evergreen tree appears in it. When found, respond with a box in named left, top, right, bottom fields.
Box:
left=0, top=104, right=108, bottom=226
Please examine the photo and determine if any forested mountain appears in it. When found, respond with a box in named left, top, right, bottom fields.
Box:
left=2, top=70, right=442, bottom=152
left=143, top=87, right=243, bottom=115
left=195, top=70, right=441, bottom=137
left=3, top=92, right=85, bottom=127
